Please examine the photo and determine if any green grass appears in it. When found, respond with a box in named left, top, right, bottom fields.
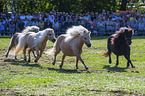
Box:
left=0, top=36, right=145, bottom=95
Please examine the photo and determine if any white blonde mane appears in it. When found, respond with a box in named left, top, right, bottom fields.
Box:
left=64, top=25, right=89, bottom=42
left=32, top=28, right=54, bottom=45
left=22, top=26, right=40, bottom=34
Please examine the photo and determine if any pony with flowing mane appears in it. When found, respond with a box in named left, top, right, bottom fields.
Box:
left=48, top=25, right=91, bottom=70
left=102, top=27, right=135, bottom=68
left=5, top=26, right=40, bottom=59
left=22, top=28, right=56, bottom=62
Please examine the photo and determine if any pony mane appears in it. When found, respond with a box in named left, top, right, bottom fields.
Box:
left=115, top=27, right=128, bottom=34
left=64, top=25, right=89, bottom=42
left=115, top=27, right=134, bottom=35
left=33, top=28, right=54, bottom=44
left=22, top=26, right=40, bottom=34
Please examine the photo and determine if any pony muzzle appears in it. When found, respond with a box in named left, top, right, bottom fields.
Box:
left=128, top=41, right=132, bottom=45
left=127, top=38, right=132, bottom=45
left=51, top=38, right=56, bottom=43
left=86, top=43, right=91, bottom=47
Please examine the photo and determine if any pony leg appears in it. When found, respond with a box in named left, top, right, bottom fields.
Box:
left=37, top=49, right=44, bottom=61
left=34, top=48, right=39, bottom=62
left=23, top=45, right=28, bottom=62
left=60, top=54, right=66, bottom=69
left=107, top=38, right=112, bottom=64
left=15, top=55, right=17, bottom=60
left=32, top=51, right=36, bottom=58
left=109, top=53, right=112, bottom=64
left=76, top=55, right=89, bottom=70
left=116, top=55, right=119, bottom=66
left=23, top=48, right=27, bottom=61
left=124, top=55, right=135, bottom=68
left=28, top=49, right=32, bottom=62
left=75, top=57, right=79, bottom=69
left=52, top=49, right=61, bottom=65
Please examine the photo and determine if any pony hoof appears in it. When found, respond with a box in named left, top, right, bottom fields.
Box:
left=85, top=67, right=89, bottom=70
left=24, top=59, right=27, bottom=62
left=59, top=65, right=63, bottom=69
left=52, top=62, right=55, bottom=65
left=28, top=60, right=31, bottom=62
left=5, top=55, right=8, bottom=57
left=132, top=66, right=135, bottom=68
left=126, top=66, right=129, bottom=68
left=76, top=67, right=79, bottom=69
left=34, top=60, right=38, bottom=62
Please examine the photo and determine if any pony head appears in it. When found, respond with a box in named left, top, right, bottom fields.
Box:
left=82, top=30, right=92, bottom=47
left=45, top=28, right=56, bottom=43
left=117, top=27, right=134, bottom=45
left=124, top=28, right=134, bottom=45
left=65, top=25, right=91, bottom=47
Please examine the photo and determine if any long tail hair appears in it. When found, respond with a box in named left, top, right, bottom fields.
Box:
left=8, top=34, right=20, bottom=55
left=46, top=35, right=64, bottom=55
left=102, top=51, right=110, bottom=57
left=46, top=42, right=56, bottom=56
left=14, top=35, right=25, bottom=55
left=102, top=37, right=112, bottom=57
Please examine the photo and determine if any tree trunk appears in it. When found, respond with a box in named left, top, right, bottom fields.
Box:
left=0, top=2, right=4, bottom=12
left=120, top=0, right=127, bottom=11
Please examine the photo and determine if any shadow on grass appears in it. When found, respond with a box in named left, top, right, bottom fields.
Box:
left=110, top=90, right=144, bottom=96
left=47, top=67, right=89, bottom=73
left=103, top=65, right=127, bottom=72
left=4, top=59, right=42, bottom=68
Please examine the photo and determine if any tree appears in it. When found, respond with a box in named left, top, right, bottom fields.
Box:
left=120, top=0, right=128, bottom=11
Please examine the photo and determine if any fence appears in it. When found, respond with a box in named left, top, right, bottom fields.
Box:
left=0, top=21, right=145, bottom=36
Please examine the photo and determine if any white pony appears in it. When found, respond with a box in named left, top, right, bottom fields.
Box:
left=21, top=28, right=56, bottom=62
left=48, top=25, right=91, bottom=70
left=5, top=26, right=40, bottom=59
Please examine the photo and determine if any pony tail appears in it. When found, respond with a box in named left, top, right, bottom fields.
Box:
left=15, top=35, right=25, bottom=55
left=8, top=35, right=19, bottom=55
left=46, top=43, right=56, bottom=56
left=101, top=51, right=110, bottom=57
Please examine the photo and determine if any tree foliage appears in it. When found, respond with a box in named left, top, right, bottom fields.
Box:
left=0, top=0, right=144, bottom=13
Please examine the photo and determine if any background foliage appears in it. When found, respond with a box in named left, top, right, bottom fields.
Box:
left=0, top=0, right=145, bottom=13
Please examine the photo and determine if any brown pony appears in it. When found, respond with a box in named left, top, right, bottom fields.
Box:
left=48, top=25, right=91, bottom=70
left=102, top=27, right=135, bottom=68
left=21, top=28, right=56, bottom=62
left=5, top=26, right=40, bottom=59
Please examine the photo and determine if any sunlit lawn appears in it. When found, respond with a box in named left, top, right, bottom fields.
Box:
left=0, top=36, right=145, bottom=95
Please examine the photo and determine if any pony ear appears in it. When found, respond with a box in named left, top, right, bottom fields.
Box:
left=124, top=29, right=128, bottom=34
left=128, top=25, right=132, bottom=29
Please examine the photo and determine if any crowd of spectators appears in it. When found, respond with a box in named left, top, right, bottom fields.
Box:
left=0, top=9, right=145, bottom=36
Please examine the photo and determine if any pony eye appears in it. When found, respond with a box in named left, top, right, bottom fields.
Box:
left=48, top=34, right=51, bottom=36
left=84, top=37, right=87, bottom=40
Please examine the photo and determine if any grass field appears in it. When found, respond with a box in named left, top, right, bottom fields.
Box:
left=0, top=36, right=145, bottom=95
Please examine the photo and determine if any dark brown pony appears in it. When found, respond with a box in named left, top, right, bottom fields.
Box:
left=102, top=27, right=135, bottom=68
